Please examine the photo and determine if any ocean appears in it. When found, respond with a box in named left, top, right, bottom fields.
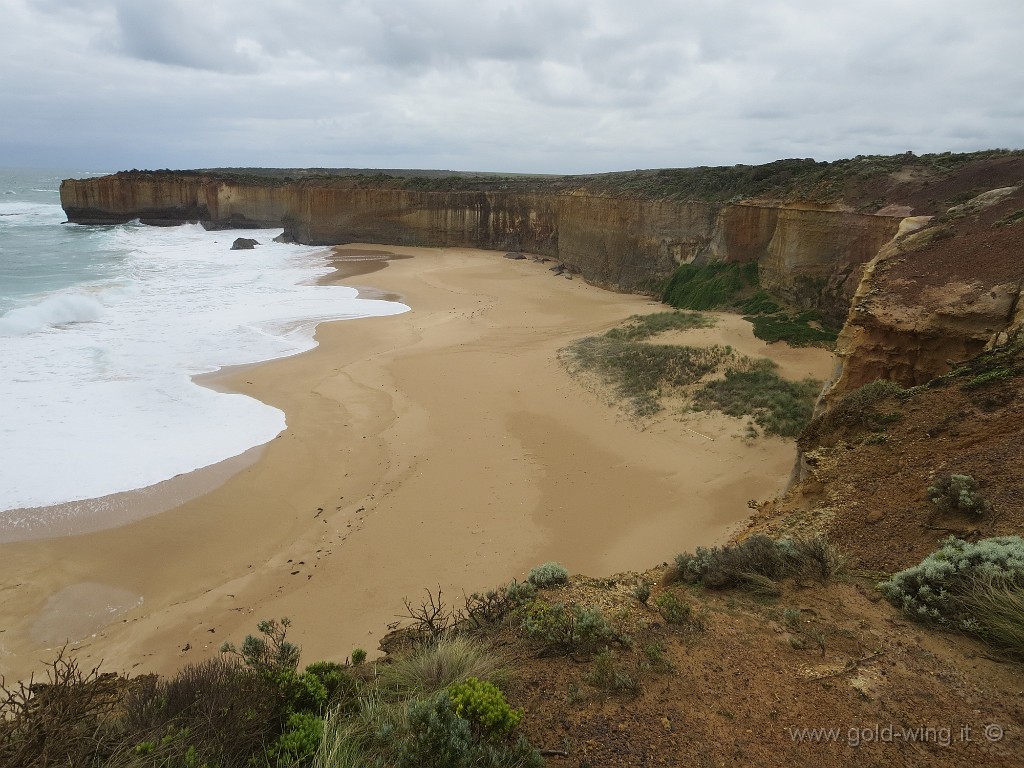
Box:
left=0, top=168, right=408, bottom=536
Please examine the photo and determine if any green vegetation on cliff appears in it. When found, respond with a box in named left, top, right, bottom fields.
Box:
left=661, top=262, right=839, bottom=347
left=128, top=148, right=1024, bottom=207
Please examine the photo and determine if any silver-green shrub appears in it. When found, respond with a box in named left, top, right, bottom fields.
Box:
left=520, top=602, right=615, bottom=655
left=527, top=562, right=569, bottom=588
left=927, top=474, right=991, bottom=516
left=877, top=536, right=1024, bottom=628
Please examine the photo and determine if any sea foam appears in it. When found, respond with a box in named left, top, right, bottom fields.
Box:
left=0, top=222, right=408, bottom=518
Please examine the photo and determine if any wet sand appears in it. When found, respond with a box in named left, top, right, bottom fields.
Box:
left=0, top=245, right=832, bottom=681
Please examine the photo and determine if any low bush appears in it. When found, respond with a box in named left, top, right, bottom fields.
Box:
left=802, top=378, right=908, bottom=443
left=877, top=536, right=1024, bottom=630
left=927, top=473, right=991, bottom=516
left=528, top=562, right=569, bottom=588
left=462, top=580, right=537, bottom=629
left=447, top=677, right=523, bottom=740
left=126, top=656, right=281, bottom=767
left=654, top=591, right=695, bottom=626
left=672, top=535, right=844, bottom=590
left=520, top=601, right=616, bottom=656
left=267, top=710, right=325, bottom=766
left=395, top=692, right=542, bottom=768
left=0, top=650, right=124, bottom=768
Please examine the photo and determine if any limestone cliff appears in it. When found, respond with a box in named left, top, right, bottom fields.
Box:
left=60, top=171, right=901, bottom=321
left=61, top=153, right=1024, bottom=382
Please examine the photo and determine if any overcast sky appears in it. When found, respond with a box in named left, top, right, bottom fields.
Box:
left=2, top=0, right=1022, bottom=174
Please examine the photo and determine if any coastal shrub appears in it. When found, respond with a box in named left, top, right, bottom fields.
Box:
left=122, top=657, right=281, bottom=768
left=927, top=474, right=991, bottom=516
left=267, top=710, right=324, bottom=766
left=877, top=536, right=1024, bottom=629
left=395, top=692, right=542, bottom=768
left=691, top=359, right=822, bottom=437
left=528, top=562, right=569, bottom=588
left=305, top=661, right=358, bottom=707
left=220, top=617, right=300, bottom=676
left=396, top=693, right=475, bottom=768
left=654, top=591, right=694, bottom=625
left=520, top=601, right=616, bottom=656
left=672, top=534, right=843, bottom=589
left=350, top=649, right=367, bottom=666
left=399, top=587, right=459, bottom=640
left=376, top=635, right=506, bottom=699
left=963, top=367, right=1013, bottom=389
left=447, top=677, right=523, bottom=740
left=463, top=580, right=536, bottom=628
left=633, top=580, right=652, bottom=605
left=0, top=649, right=125, bottom=768
left=504, top=580, right=538, bottom=604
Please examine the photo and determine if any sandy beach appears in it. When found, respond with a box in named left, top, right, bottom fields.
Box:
left=0, top=245, right=832, bottom=682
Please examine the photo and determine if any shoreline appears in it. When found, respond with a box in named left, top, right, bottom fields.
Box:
left=0, top=245, right=832, bottom=682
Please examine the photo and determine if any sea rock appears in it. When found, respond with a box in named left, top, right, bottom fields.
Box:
left=504, top=251, right=526, bottom=260
left=230, top=237, right=260, bottom=250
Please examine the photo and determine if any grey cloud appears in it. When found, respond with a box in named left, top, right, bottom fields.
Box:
left=1, top=0, right=1022, bottom=172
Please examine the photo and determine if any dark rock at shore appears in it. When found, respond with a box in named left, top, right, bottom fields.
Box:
left=504, top=251, right=526, bottom=260
left=231, top=237, right=260, bottom=250
left=273, top=232, right=296, bottom=244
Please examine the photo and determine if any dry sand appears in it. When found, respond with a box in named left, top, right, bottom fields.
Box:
left=0, top=246, right=832, bottom=681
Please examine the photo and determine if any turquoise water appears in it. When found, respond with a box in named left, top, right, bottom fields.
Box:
left=0, top=168, right=408, bottom=534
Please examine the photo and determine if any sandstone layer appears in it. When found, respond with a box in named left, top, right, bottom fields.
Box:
left=61, top=154, right=1024, bottom=391
left=60, top=172, right=901, bottom=323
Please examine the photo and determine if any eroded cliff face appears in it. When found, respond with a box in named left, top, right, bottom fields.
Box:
left=60, top=172, right=902, bottom=319
left=821, top=186, right=1024, bottom=406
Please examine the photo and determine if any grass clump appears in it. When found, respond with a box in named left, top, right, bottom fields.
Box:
left=586, top=650, right=642, bottom=694
left=671, top=535, right=845, bottom=590
left=560, top=334, right=733, bottom=416
left=992, top=208, right=1024, bottom=228
left=691, top=359, right=822, bottom=437
left=376, top=635, right=507, bottom=699
left=605, top=311, right=714, bottom=341
left=958, top=578, right=1024, bottom=659
left=527, top=562, right=569, bottom=588
left=878, top=536, right=1024, bottom=658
